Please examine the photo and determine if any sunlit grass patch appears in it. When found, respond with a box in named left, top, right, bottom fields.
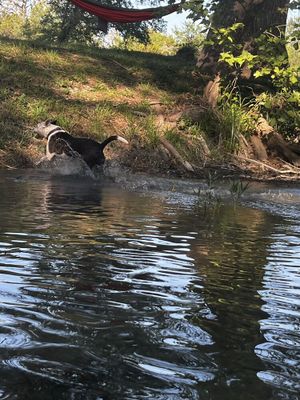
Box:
left=32, top=49, right=67, bottom=69
left=126, top=114, right=160, bottom=146
left=27, top=98, right=49, bottom=121
left=89, top=104, right=117, bottom=138
left=137, top=82, right=154, bottom=97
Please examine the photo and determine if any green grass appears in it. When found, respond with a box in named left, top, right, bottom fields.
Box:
left=0, top=36, right=196, bottom=168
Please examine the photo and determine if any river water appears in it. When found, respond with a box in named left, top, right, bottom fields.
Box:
left=0, top=170, right=299, bottom=400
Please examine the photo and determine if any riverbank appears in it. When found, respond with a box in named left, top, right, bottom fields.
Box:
left=0, top=37, right=299, bottom=182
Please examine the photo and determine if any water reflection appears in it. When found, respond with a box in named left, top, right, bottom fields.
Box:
left=0, top=171, right=299, bottom=399
left=256, top=221, right=300, bottom=397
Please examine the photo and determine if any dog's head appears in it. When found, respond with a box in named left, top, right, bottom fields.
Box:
left=34, top=119, right=60, bottom=138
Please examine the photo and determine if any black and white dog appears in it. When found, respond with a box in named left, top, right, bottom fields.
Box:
left=34, top=120, right=128, bottom=169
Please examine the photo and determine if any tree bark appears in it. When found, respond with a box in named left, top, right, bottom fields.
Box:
left=197, top=0, right=289, bottom=76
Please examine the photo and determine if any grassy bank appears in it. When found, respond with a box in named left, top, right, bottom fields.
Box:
left=1, top=37, right=299, bottom=181
left=0, top=37, right=199, bottom=172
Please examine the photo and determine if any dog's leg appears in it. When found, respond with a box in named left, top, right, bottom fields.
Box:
left=36, top=154, right=59, bottom=167
left=35, top=156, right=48, bottom=166
left=46, top=141, right=56, bottom=161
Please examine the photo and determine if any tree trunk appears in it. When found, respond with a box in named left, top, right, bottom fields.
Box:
left=197, top=0, right=289, bottom=76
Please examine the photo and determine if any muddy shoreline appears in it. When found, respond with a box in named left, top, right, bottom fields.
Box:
left=1, top=144, right=300, bottom=184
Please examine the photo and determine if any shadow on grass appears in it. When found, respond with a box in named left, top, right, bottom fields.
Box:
left=0, top=36, right=196, bottom=93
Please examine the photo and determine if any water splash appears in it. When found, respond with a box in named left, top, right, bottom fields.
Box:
left=36, top=155, right=95, bottom=178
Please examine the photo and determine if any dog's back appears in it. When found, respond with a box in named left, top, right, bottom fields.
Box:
left=69, top=136, right=103, bottom=168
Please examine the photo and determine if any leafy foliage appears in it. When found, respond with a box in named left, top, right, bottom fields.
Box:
left=0, top=11, right=24, bottom=38
left=172, top=20, right=204, bottom=49
left=112, top=20, right=205, bottom=57
left=256, top=91, right=300, bottom=139
left=217, top=24, right=300, bottom=137
left=112, top=29, right=177, bottom=55
left=40, top=0, right=102, bottom=44
left=182, top=91, right=256, bottom=155
left=183, top=0, right=300, bottom=24
left=23, top=1, right=50, bottom=40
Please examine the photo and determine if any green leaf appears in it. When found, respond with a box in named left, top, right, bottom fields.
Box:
left=254, top=71, right=263, bottom=78
left=290, top=75, right=299, bottom=85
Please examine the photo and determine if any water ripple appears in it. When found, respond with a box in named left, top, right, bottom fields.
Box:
left=255, top=224, right=300, bottom=395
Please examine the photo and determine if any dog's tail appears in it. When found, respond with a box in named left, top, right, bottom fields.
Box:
left=100, top=135, right=129, bottom=150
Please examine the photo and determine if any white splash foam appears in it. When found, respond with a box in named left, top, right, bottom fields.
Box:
left=36, top=154, right=95, bottom=178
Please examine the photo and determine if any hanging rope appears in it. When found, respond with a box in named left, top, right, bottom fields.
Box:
left=69, top=0, right=181, bottom=23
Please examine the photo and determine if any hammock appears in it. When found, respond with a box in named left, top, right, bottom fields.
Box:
left=70, top=0, right=181, bottom=23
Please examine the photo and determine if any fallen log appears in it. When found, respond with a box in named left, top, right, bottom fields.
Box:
left=235, top=155, right=300, bottom=174
left=265, top=132, right=300, bottom=167
left=255, top=117, right=300, bottom=167
left=249, top=135, right=268, bottom=161
left=203, top=74, right=221, bottom=108
left=160, top=137, right=194, bottom=172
